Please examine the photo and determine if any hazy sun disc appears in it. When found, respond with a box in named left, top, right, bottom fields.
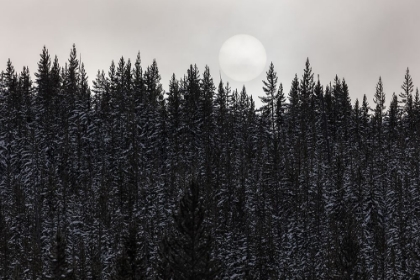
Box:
left=219, top=34, right=267, bottom=82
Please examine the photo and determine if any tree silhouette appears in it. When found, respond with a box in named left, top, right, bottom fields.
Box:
left=158, top=180, right=220, bottom=279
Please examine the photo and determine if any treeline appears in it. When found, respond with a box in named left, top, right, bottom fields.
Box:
left=1, top=44, right=420, bottom=279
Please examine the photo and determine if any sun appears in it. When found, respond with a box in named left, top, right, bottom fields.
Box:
left=219, top=34, right=267, bottom=83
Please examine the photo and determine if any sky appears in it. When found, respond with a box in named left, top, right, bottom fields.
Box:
left=1, top=0, right=420, bottom=108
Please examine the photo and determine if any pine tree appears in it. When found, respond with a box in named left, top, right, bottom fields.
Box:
left=132, top=52, right=145, bottom=106
left=299, top=58, right=315, bottom=135
left=144, top=59, right=163, bottom=107
left=63, top=44, right=79, bottom=111
left=387, top=93, right=399, bottom=144
left=34, top=46, right=52, bottom=116
left=167, top=74, right=182, bottom=192
left=158, top=180, right=220, bottom=279
left=287, top=74, right=300, bottom=137
left=200, top=66, right=215, bottom=192
left=260, top=62, right=278, bottom=135
left=373, top=77, right=386, bottom=147
left=181, top=64, right=202, bottom=171
left=400, top=67, right=414, bottom=108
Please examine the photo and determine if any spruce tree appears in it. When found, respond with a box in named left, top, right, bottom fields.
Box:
left=260, top=62, right=278, bottom=135
left=299, top=58, right=315, bottom=136
left=200, top=65, right=215, bottom=193
left=158, top=180, right=220, bottom=279
left=373, top=77, right=386, bottom=146
left=400, top=67, right=414, bottom=107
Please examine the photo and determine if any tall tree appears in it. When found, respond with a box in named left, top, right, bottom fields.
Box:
left=400, top=67, right=414, bottom=108
left=260, top=62, right=278, bottom=135
left=373, top=77, right=386, bottom=144
left=158, top=180, right=220, bottom=279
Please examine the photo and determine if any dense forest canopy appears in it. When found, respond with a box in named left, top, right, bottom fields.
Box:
left=1, top=44, right=420, bottom=279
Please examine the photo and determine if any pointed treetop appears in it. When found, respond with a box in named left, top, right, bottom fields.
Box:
left=260, top=61, right=278, bottom=105
left=136, top=51, right=141, bottom=64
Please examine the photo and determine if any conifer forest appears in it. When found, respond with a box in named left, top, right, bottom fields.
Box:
left=2, top=45, right=420, bottom=279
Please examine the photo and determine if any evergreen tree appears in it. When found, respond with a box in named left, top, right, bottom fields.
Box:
left=5, top=45, right=420, bottom=279
left=34, top=46, right=52, bottom=116
left=386, top=93, right=399, bottom=144
left=299, top=58, right=315, bottom=135
left=158, top=180, right=220, bottom=279
left=373, top=77, right=386, bottom=127
left=200, top=66, right=215, bottom=192
left=144, top=59, right=163, bottom=107
left=400, top=67, right=414, bottom=108
left=260, top=62, right=278, bottom=135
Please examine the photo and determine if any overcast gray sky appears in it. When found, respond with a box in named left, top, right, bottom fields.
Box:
left=1, top=0, right=419, bottom=108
